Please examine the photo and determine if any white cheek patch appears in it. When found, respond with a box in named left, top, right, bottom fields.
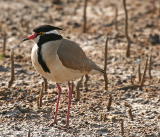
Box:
left=34, top=30, right=60, bottom=44
left=34, top=35, right=40, bottom=43
left=46, top=30, right=59, bottom=35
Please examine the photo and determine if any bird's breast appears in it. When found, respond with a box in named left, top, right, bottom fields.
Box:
left=31, top=44, right=52, bottom=80
left=31, top=41, right=85, bottom=83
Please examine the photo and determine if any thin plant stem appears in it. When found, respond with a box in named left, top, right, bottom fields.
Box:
left=104, top=36, right=109, bottom=91
left=123, top=0, right=131, bottom=57
left=8, top=49, right=15, bottom=88
left=83, top=0, right=88, bottom=33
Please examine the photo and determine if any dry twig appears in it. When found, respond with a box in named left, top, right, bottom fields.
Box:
left=2, top=32, right=7, bottom=57
left=123, top=0, right=131, bottom=57
left=43, top=77, right=48, bottom=91
left=104, top=36, right=109, bottom=91
left=83, top=0, right=88, bottom=33
left=76, top=76, right=83, bottom=101
left=148, top=55, right=152, bottom=79
left=138, top=63, right=141, bottom=83
left=120, top=119, right=124, bottom=136
left=140, top=57, right=148, bottom=90
left=71, top=81, right=74, bottom=92
left=8, top=49, right=15, bottom=88
left=130, top=74, right=135, bottom=85
left=39, top=82, right=44, bottom=108
left=37, top=96, right=40, bottom=108
left=128, top=108, right=134, bottom=121
left=27, top=129, right=31, bottom=137
left=107, top=94, right=112, bottom=111
left=84, top=74, right=89, bottom=92
left=130, top=65, right=135, bottom=85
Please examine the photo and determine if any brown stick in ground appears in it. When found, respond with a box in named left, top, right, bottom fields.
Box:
left=84, top=74, right=89, bottom=92
left=130, top=74, right=134, bottom=85
left=104, top=36, right=109, bottom=91
left=123, top=0, right=131, bottom=57
left=8, top=49, right=15, bottom=88
left=2, top=32, right=7, bottom=57
left=76, top=76, right=83, bottom=101
left=83, top=0, right=88, bottom=33
left=120, top=119, right=124, bottom=136
left=138, top=63, right=141, bottom=83
left=148, top=55, right=152, bottom=79
left=128, top=108, right=134, bottom=121
left=43, top=77, right=48, bottom=91
left=130, top=65, right=135, bottom=85
left=107, top=94, right=112, bottom=111
left=27, top=129, right=31, bottom=137
left=140, top=57, right=148, bottom=90
left=39, top=82, right=44, bottom=108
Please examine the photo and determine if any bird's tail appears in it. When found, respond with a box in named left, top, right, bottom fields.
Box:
left=90, top=63, right=105, bottom=74
left=88, top=59, right=105, bottom=74
left=94, top=67, right=105, bottom=74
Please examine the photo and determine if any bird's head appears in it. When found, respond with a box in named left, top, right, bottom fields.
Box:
left=22, top=25, right=62, bottom=43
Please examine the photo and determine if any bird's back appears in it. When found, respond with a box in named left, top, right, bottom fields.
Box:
left=31, top=38, right=104, bottom=83
left=57, top=39, right=104, bottom=73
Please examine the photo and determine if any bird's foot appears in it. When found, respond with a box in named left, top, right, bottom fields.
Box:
left=65, top=122, right=69, bottom=128
left=48, top=120, right=57, bottom=127
left=65, top=124, right=69, bottom=129
left=58, top=124, right=70, bottom=130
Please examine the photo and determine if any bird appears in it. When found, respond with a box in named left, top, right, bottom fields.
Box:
left=22, top=25, right=104, bottom=128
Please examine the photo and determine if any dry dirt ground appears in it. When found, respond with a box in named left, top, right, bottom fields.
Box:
left=0, top=0, right=160, bottom=136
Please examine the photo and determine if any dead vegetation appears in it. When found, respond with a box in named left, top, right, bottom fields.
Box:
left=0, top=0, right=160, bottom=136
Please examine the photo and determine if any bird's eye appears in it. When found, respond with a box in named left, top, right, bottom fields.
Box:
left=39, top=32, right=45, bottom=35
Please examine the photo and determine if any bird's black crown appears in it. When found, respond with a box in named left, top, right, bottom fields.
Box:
left=33, top=25, right=62, bottom=33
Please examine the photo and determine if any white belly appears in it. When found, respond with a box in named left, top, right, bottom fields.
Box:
left=31, top=43, right=85, bottom=83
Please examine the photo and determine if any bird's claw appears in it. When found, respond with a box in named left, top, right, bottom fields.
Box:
left=48, top=121, right=57, bottom=127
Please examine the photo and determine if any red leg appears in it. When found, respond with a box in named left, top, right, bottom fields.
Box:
left=66, top=81, right=73, bottom=128
left=50, top=83, right=61, bottom=126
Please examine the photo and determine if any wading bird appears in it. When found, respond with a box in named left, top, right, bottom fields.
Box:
left=22, top=25, right=104, bottom=127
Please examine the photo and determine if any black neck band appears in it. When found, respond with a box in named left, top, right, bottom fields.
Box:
left=37, top=34, right=63, bottom=73
left=37, top=34, right=63, bottom=47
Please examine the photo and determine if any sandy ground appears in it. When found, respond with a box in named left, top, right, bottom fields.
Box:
left=0, top=0, right=160, bottom=136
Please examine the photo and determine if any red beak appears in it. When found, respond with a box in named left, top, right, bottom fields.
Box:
left=22, top=33, right=37, bottom=41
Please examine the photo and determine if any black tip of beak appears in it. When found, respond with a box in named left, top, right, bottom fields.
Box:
left=20, top=38, right=29, bottom=43
left=22, top=38, right=29, bottom=42
left=55, top=27, right=63, bottom=30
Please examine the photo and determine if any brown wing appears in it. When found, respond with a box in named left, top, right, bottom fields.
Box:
left=57, top=39, right=99, bottom=73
